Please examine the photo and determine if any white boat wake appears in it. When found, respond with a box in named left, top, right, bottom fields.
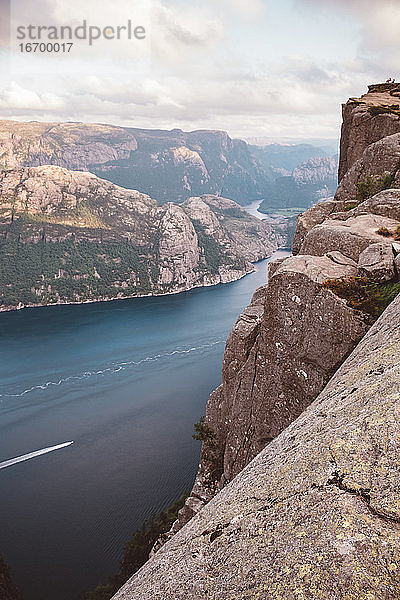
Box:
left=0, top=340, right=224, bottom=399
left=0, top=441, right=73, bottom=470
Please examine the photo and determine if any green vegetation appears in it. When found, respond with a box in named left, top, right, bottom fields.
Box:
left=193, top=416, right=215, bottom=443
left=258, top=206, right=308, bottom=217
left=343, top=202, right=360, bottom=212
left=193, top=417, right=224, bottom=487
left=377, top=227, right=392, bottom=237
left=323, top=277, right=400, bottom=321
left=192, top=219, right=245, bottom=275
left=0, top=226, right=152, bottom=307
left=80, top=493, right=189, bottom=600
left=356, top=172, right=393, bottom=201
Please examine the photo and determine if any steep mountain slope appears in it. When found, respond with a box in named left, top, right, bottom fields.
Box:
left=0, top=120, right=339, bottom=209
left=339, top=82, right=400, bottom=180
left=0, top=166, right=280, bottom=310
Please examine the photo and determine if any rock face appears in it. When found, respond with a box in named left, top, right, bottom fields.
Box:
left=155, top=85, right=400, bottom=548
left=0, top=121, right=138, bottom=171
left=112, top=292, right=400, bottom=600
left=339, top=83, right=400, bottom=181
left=335, top=133, right=400, bottom=205
left=358, top=242, right=395, bottom=281
left=0, top=165, right=280, bottom=310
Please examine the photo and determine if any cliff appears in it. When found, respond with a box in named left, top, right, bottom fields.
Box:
left=111, top=85, right=400, bottom=597
left=170, top=84, right=400, bottom=529
left=0, top=166, right=280, bottom=310
left=113, top=290, right=400, bottom=600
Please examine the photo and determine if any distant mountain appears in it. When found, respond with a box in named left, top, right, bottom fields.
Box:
left=249, top=143, right=328, bottom=173
left=0, top=120, right=337, bottom=210
left=258, top=155, right=338, bottom=214
left=246, top=137, right=339, bottom=156
left=0, top=121, right=273, bottom=206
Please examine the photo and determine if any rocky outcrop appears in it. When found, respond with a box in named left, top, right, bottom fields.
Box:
left=358, top=242, right=395, bottom=281
left=292, top=197, right=341, bottom=254
left=0, top=165, right=280, bottom=310
left=300, top=213, right=400, bottom=261
left=339, top=83, right=400, bottom=181
left=335, top=133, right=400, bottom=205
left=112, top=292, right=400, bottom=600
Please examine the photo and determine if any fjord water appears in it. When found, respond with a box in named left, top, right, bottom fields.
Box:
left=0, top=250, right=289, bottom=600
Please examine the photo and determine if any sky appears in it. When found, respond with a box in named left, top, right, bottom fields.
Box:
left=0, top=0, right=399, bottom=141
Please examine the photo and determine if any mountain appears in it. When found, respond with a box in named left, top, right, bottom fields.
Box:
left=0, top=165, right=281, bottom=311
left=0, top=121, right=273, bottom=206
left=249, top=142, right=329, bottom=173
left=258, top=154, right=338, bottom=213
left=112, top=84, right=400, bottom=599
left=0, top=120, right=338, bottom=211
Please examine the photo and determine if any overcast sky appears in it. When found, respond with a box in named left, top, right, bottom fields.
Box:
left=0, top=0, right=399, bottom=141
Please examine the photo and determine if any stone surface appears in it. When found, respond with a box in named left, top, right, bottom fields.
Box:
left=335, top=133, right=400, bottom=206
left=177, top=252, right=369, bottom=523
left=352, top=188, right=400, bottom=221
left=300, top=214, right=400, bottom=261
left=339, top=84, right=400, bottom=181
left=358, top=242, right=395, bottom=281
left=292, top=199, right=343, bottom=255
left=113, top=293, right=400, bottom=600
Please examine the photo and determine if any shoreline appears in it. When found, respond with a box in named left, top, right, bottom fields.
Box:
left=0, top=254, right=281, bottom=314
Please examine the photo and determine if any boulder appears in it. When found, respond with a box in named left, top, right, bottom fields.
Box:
left=335, top=133, right=400, bottom=205
left=358, top=242, right=395, bottom=281
left=300, top=214, right=400, bottom=262
left=292, top=199, right=343, bottom=255
left=353, top=189, right=400, bottom=221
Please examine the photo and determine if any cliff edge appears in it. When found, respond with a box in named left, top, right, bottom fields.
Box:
left=113, top=291, right=400, bottom=600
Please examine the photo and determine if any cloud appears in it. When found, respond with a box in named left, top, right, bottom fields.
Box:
left=299, top=0, right=400, bottom=53
left=220, top=0, right=266, bottom=21
left=0, top=0, right=393, bottom=139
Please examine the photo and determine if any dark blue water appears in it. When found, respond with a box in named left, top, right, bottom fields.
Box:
left=0, top=251, right=289, bottom=600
